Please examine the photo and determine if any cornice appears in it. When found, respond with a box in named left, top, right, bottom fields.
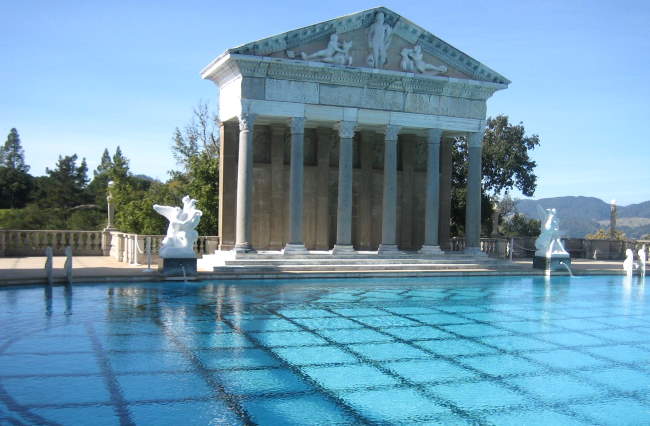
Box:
left=202, top=54, right=506, bottom=101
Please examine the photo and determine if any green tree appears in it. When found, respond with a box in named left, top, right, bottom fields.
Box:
left=0, top=128, right=33, bottom=208
left=501, top=213, right=541, bottom=237
left=1, top=128, right=30, bottom=173
left=37, top=154, right=90, bottom=209
left=94, top=148, right=113, bottom=177
left=170, top=101, right=220, bottom=235
left=450, top=115, right=539, bottom=236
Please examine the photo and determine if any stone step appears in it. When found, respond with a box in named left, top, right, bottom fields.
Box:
left=224, top=257, right=502, bottom=266
left=213, top=262, right=513, bottom=273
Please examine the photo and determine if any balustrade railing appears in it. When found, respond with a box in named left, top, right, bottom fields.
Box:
left=109, top=232, right=219, bottom=264
left=0, top=230, right=104, bottom=256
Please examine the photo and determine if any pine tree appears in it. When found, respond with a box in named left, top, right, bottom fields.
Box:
left=94, top=148, right=113, bottom=177
left=1, top=128, right=30, bottom=173
left=111, top=146, right=130, bottom=181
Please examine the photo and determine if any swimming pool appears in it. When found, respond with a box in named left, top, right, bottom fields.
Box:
left=1, top=275, right=648, bottom=425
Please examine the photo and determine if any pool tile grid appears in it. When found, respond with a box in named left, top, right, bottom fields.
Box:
left=367, top=304, right=650, bottom=422
left=4, top=279, right=650, bottom=425
left=261, top=308, right=481, bottom=424
left=315, top=306, right=611, bottom=424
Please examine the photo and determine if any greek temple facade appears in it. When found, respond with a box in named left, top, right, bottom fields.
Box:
left=201, top=7, right=509, bottom=256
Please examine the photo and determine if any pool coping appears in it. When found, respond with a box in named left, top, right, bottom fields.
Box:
left=0, top=267, right=637, bottom=287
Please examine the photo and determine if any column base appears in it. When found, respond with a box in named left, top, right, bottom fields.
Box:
left=419, top=245, right=443, bottom=255
left=378, top=244, right=400, bottom=255
left=332, top=244, right=356, bottom=255
left=464, top=246, right=486, bottom=257
left=283, top=243, right=308, bottom=255
left=234, top=243, right=255, bottom=254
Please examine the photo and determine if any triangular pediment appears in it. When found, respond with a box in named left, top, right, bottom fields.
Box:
left=227, top=7, right=510, bottom=85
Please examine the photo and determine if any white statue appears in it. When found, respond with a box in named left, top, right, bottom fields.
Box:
left=153, top=196, right=203, bottom=259
left=400, top=45, right=448, bottom=75
left=623, top=249, right=636, bottom=275
left=298, top=34, right=353, bottom=66
left=367, top=12, right=392, bottom=68
left=638, top=245, right=646, bottom=275
left=534, top=208, right=569, bottom=258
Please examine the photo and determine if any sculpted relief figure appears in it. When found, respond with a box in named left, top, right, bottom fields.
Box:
left=401, top=44, right=448, bottom=75
left=367, top=12, right=392, bottom=68
left=153, top=195, right=203, bottom=258
left=290, top=34, right=353, bottom=66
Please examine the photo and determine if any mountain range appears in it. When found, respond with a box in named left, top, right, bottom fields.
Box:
left=515, top=196, right=650, bottom=239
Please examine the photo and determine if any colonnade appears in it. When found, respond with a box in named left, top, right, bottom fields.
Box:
left=231, top=113, right=484, bottom=255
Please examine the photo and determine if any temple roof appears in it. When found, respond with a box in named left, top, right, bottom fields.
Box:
left=219, top=7, right=510, bottom=86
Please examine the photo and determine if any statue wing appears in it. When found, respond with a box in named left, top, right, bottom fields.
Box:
left=536, top=204, right=547, bottom=221
left=153, top=204, right=178, bottom=222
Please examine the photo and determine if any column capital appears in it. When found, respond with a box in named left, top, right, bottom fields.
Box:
left=426, top=128, right=443, bottom=144
left=384, top=125, right=401, bottom=141
left=467, top=130, right=485, bottom=148
left=289, top=117, right=305, bottom=135
left=335, top=121, right=356, bottom=139
left=238, top=113, right=256, bottom=132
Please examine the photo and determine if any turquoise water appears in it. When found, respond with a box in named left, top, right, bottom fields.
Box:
left=1, top=275, right=649, bottom=425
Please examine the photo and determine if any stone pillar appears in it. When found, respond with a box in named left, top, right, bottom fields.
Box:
left=269, top=124, right=285, bottom=250
left=438, top=136, right=453, bottom=251
left=379, top=125, right=400, bottom=254
left=400, top=134, right=415, bottom=250
left=284, top=117, right=307, bottom=253
left=316, top=128, right=332, bottom=250
left=234, top=113, right=255, bottom=253
left=219, top=121, right=239, bottom=251
left=464, top=131, right=485, bottom=256
left=359, top=131, right=374, bottom=250
left=421, top=128, right=443, bottom=255
left=333, top=121, right=356, bottom=254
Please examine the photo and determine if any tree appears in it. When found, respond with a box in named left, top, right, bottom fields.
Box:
left=450, top=115, right=539, bottom=236
left=586, top=228, right=627, bottom=240
left=501, top=213, right=541, bottom=237
left=37, top=154, right=90, bottom=209
left=0, top=128, right=33, bottom=208
left=94, top=148, right=113, bottom=177
left=170, top=101, right=220, bottom=235
left=1, top=128, right=30, bottom=173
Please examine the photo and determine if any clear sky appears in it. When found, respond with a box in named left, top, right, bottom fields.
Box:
left=2, top=0, right=649, bottom=205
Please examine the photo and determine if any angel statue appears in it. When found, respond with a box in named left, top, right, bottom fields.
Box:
left=534, top=207, right=569, bottom=258
left=153, top=195, right=203, bottom=258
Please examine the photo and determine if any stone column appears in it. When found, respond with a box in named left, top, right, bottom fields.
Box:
left=438, top=136, right=453, bottom=251
left=219, top=121, right=239, bottom=251
left=333, top=121, right=356, bottom=254
left=284, top=117, right=307, bottom=253
left=316, top=128, right=332, bottom=250
left=379, top=125, right=400, bottom=254
left=464, top=131, right=485, bottom=256
left=269, top=124, right=285, bottom=249
left=421, top=128, right=443, bottom=255
left=234, top=113, right=256, bottom=253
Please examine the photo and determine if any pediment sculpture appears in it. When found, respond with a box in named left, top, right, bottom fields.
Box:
left=400, top=45, right=448, bottom=75
left=153, top=195, right=203, bottom=259
left=288, top=34, right=353, bottom=66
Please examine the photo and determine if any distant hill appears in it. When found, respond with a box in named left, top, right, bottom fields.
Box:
left=515, top=196, right=650, bottom=239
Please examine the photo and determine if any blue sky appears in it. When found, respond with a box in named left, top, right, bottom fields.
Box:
left=1, top=0, right=649, bottom=205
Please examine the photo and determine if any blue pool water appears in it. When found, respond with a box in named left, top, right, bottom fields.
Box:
left=1, top=275, right=649, bottom=425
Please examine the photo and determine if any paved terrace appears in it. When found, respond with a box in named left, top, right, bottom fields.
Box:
left=0, top=256, right=634, bottom=286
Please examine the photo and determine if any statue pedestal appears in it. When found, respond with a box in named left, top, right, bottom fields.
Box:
left=533, top=255, right=571, bottom=271
left=161, top=258, right=197, bottom=277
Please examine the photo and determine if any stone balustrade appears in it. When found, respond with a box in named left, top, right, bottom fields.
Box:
left=0, top=230, right=105, bottom=256
left=108, top=232, right=219, bottom=265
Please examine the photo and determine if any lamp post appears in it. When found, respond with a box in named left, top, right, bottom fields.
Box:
left=102, top=181, right=116, bottom=255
